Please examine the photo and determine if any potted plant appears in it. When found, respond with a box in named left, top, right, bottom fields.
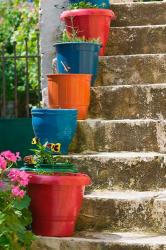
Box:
left=22, top=137, right=78, bottom=173
left=0, top=150, right=34, bottom=249
left=53, top=30, right=101, bottom=86
left=22, top=139, right=92, bottom=237
left=31, top=107, right=77, bottom=155
left=47, top=74, right=91, bottom=120
left=60, top=2, right=116, bottom=56
left=69, top=0, right=110, bottom=9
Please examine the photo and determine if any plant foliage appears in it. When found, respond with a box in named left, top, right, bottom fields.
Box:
left=0, top=0, right=39, bottom=116
left=61, top=29, right=101, bottom=44
left=69, top=1, right=98, bottom=9
left=24, top=137, right=62, bottom=167
left=0, top=150, right=35, bottom=249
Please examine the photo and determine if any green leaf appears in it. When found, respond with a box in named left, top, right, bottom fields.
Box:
left=0, top=234, right=10, bottom=249
left=13, top=195, right=31, bottom=210
left=0, top=212, right=5, bottom=224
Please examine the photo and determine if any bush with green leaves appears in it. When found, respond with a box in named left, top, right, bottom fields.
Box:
left=0, top=192, right=34, bottom=250
left=0, top=150, right=35, bottom=249
left=0, top=0, right=39, bottom=116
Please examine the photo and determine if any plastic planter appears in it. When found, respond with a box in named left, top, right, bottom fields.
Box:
left=20, top=162, right=78, bottom=173
left=60, top=9, right=116, bottom=56
left=69, top=0, right=110, bottom=9
left=54, top=42, right=100, bottom=85
left=27, top=172, right=91, bottom=237
left=47, top=74, right=91, bottom=120
left=31, top=108, right=77, bottom=155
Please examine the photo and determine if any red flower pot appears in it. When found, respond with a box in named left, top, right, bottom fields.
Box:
left=27, top=172, right=91, bottom=237
left=60, top=9, right=116, bottom=56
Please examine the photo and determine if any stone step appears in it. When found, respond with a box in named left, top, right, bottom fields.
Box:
left=89, top=84, right=166, bottom=119
left=70, top=119, right=166, bottom=153
left=106, top=25, right=166, bottom=56
left=32, top=231, right=166, bottom=250
left=96, top=54, right=166, bottom=86
left=67, top=152, right=166, bottom=191
left=111, top=2, right=166, bottom=27
left=77, top=191, right=166, bottom=233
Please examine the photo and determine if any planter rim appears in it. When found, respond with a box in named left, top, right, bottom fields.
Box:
left=47, top=73, right=92, bottom=77
left=27, top=172, right=92, bottom=186
left=60, top=9, right=116, bottom=20
left=54, top=42, right=101, bottom=47
left=31, top=108, right=77, bottom=114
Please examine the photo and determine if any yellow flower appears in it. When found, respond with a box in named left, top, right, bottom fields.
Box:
left=31, top=137, right=39, bottom=145
left=24, top=155, right=36, bottom=165
left=51, top=143, right=61, bottom=153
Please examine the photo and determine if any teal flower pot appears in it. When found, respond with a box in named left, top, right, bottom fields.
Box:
left=31, top=108, right=77, bottom=155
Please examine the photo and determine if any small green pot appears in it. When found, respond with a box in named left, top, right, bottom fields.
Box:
left=20, top=162, right=78, bottom=173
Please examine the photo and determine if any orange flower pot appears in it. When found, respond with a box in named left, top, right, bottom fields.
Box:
left=47, top=74, right=91, bottom=120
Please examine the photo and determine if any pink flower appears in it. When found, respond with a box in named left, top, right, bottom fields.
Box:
left=0, top=156, right=7, bottom=170
left=16, top=152, right=21, bottom=161
left=11, top=186, right=25, bottom=198
left=18, top=190, right=25, bottom=198
left=1, top=151, right=18, bottom=163
left=0, top=181, right=4, bottom=188
left=8, top=169, right=29, bottom=187
left=8, top=169, right=19, bottom=182
left=18, top=171, right=29, bottom=186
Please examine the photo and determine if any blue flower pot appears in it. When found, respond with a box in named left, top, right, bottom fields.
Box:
left=69, top=0, right=110, bottom=9
left=31, top=108, right=77, bottom=155
left=54, top=42, right=100, bottom=86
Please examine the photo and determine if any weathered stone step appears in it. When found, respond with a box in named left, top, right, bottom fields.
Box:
left=96, top=54, right=166, bottom=86
left=32, top=231, right=166, bottom=250
left=111, top=2, right=166, bottom=27
left=90, top=84, right=166, bottom=119
left=70, top=119, right=166, bottom=153
left=67, top=152, right=166, bottom=191
left=77, top=191, right=166, bottom=233
left=106, top=25, right=166, bottom=56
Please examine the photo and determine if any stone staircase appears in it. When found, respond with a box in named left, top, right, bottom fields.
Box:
left=32, top=1, right=166, bottom=249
